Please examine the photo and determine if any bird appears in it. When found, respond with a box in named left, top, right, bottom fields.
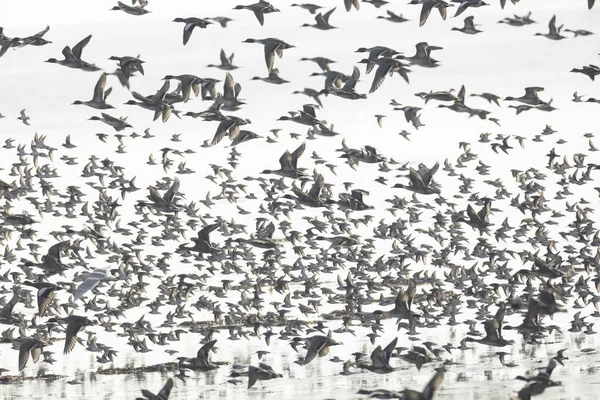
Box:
left=262, top=142, right=307, bottom=178
left=535, top=15, right=566, bottom=40
left=48, top=315, right=95, bottom=354
left=110, top=1, right=151, bottom=15
left=72, top=73, right=114, bottom=109
left=18, top=109, right=30, bottom=125
left=452, top=16, right=482, bottom=34
left=393, top=162, right=441, bottom=195
left=454, top=0, right=489, bottom=18
left=243, top=37, right=295, bottom=72
left=301, top=332, right=341, bottom=364
left=248, top=363, right=283, bottom=388
left=45, top=34, right=99, bottom=71
left=17, top=337, right=49, bottom=371
left=138, top=378, right=173, bottom=400
left=23, top=281, right=62, bottom=317
left=234, top=1, right=280, bottom=26
left=173, top=17, right=213, bottom=45
left=411, top=0, right=452, bottom=27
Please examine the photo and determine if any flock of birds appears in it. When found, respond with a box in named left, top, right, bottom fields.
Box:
left=0, top=0, right=599, bottom=399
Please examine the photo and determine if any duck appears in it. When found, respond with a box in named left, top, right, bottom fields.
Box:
left=124, top=87, right=173, bottom=123
left=108, top=55, right=145, bottom=79
left=45, top=34, right=99, bottom=71
left=179, top=223, right=220, bottom=255
left=162, top=74, right=204, bottom=103
left=72, top=73, right=114, bottom=109
left=293, top=88, right=323, bottom=107
left=498, top=12, right=535, bottom=26
left=283, top=173, right=334, bottom=207
left=465, top=303, right=514, bottom=347
left=504, top=87, right=547, bottom=106
left=207, top=49, right=238, bottom=70
left=17, top=337, right=49, bottom=371
left=409, top=0, right=452, bottom=27
left=234, top=1, right=280, bottom=26
left=291, top=3, right=323, bottom=14
left=320, top=66, right=366, bottom=99
left=248, top=363, right=283, bottom=388
left=300, top=56, right=336, bottom=72
left=454, top=0, right=489, bottom=18
left=243, top=37, right=295, bottom=72
left=301, top=332, right=341, bottom=364
left=338, top=140, right=385, bottom=164
left=344, top=0, right=361, bottom=12
left=570, top=65, right=600, bottom=81
left=357, top=367, right=445, bottom=399
left=110, top=1, right=151, bottom=15
left=137, top=178, right=182, bottom=213
left=47, top=315, right=94, bottom=354
left=337, top=189, right=373, bottom=211
left=23, top=281, right=62, bottom=317
left=452, top=16, right=482, bottom=34
left=378, top=10, right=409, bottom=23
left=404, top=42, right=442, bottom=67
left=209, top=114, right=251, bottom=146
left=359, top=57, right=410, bottom=93
left=376, top=279, right=420, bottom=320
left=535, top=15, right=566, bottom=40
left=0, top=291, right=20, bottom=325
left=251, top=68, right=289, bottom=84
left=358, top=337, right=397, bottom=374
left=173, top=17, right=213, bottom=45
left=453, top=202, right=492, bottom=235
left=138, top=378, right=173, bottom=400
left=393, top=162, right=441, bottom=195
left=278, top=104, right=326, bottom=127
left=261, top=142, right=307, bottom=178
left=302, top=7, right=337, bottom=30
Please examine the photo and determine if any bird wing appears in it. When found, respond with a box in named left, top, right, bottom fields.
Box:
left=72, top=34, right=92, bottom=60
left=197, top=339, right=217, bottom=360
left=369, top=62, right=392, bottom=93
left=162, top=178, right=180, bottom=204
left=548, top=15, right=558, bottom=36
left=422, top=368, right=445, bottom=400
left=158, top=378, right=174, bottom=399
left=370, top=346, right=389, bottom=368
left=264, top=42, right=278, bottom=71
left=183, top=22, right=196, bottom=45
left=467, top=204, right=479, bottom=222
left=420, top=2, right=434, bottom=26
left=64, top=319, right=84, bottom=354
left=323, top=7, right=336, bottom=23
left=341, top=66, right=360, bottom=92
left=47, top=240, right=70, bottom=262
left=290, top=142, right=306, bottom=169
left=198, top=223, right=219, bottom=242
left=0, top=292, right=18, bottom=317
left=383, top=337, right=398, bottom=363
left=74, top=276, right=101, bottom=301
left=307, top=174, right=325, bottom=199
left=224, top=72, right=236, bottom=98
left=92, top=73, right=107, bottom=102
left=303, top=336, right=325, bottom=364
left=422, top=162, right=439, bottom=186
left=248, top=366, right=259, bottom=388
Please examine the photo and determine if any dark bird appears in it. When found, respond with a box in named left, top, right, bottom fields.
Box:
left=173, top=17, right=213, bottom=45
